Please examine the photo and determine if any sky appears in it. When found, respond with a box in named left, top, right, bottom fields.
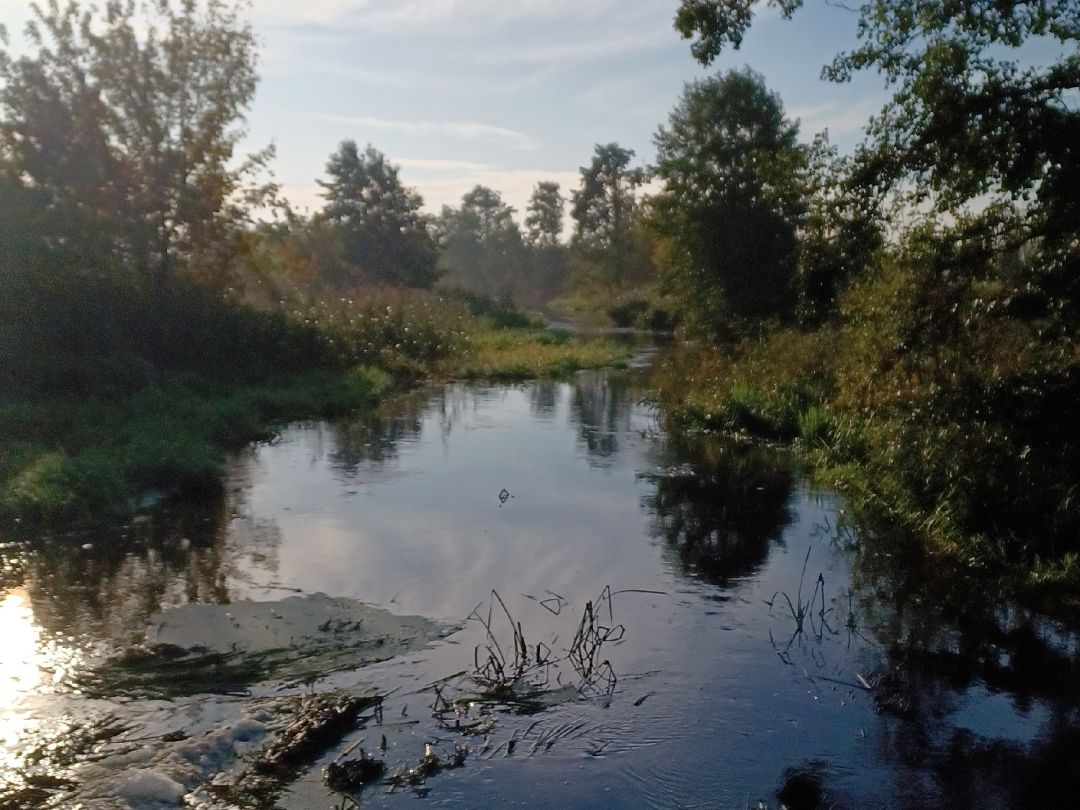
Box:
left=0, top=0, right=894, bottom=224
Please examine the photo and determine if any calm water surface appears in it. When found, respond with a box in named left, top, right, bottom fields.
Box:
left=3, top=355, right=1080, bottom=808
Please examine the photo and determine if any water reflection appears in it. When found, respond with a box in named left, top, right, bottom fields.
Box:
left=642, top=440, right=795, bottom=584
left=570, top=370, right=637, bottom=465
left=4, top=364, right=1080, bottom=809
left=840, top=539, right=1080, bottom=808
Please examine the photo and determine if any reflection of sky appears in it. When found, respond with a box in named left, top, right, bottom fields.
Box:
left=229, top=379, right=666, bottom=618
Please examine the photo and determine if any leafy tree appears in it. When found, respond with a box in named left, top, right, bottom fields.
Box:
left=571, top=143, right=646, bottom=288
left=0, top=0, right=271, bottom=287
left=442, top=185, right=521, bottom=244
left=793, top=135, right=883, bottom=324
left=437, top=185, right=525, bottom=299
left=525, top=181, right=564, bottom=247
left=317, top=141, right=438, bottom=288
left=652, top=68, right=806, bottom=329
left=674, top=1, right=1080, bottom=298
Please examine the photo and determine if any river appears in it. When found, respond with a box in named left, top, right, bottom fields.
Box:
left=2, top=348, right=1079, bottom=808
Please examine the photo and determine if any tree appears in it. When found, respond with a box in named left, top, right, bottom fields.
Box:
left=317, top=141, right=438, bottom=288
left=525, top=181, right=564, bottom=247
left=674, top=1, right=1080, bottom=296
left=444, top=185, right=521, bottom=244
left=571, top=143, right=646, bottom=289
left=652, top=68, right=806, bottom=329
left=436, top=185, right=525, bottom=299
left=0, top=0, right=271, bottom=288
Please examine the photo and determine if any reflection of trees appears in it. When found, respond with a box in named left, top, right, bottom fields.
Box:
left=570, top=370, right=637, bottom=465
left=529, top=379, right=559, bottom=421
left=329, top=392, right=426, bottom=476
left=842, top=538, right=1080, bottom=808
left=642, top=440, right=794, bottom=583
left=23, top=495, right=231, bottom=642
left=20, top=469, right=283, bottom=647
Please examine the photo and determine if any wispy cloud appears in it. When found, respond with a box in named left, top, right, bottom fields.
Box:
left=472, top=29, right=670, bottom=66
left=790, top=99, right=882, bottom=137
left=397, top=158, right=498, bottom=173
left=319, top=114, right=541, bottom=151
left=253, top=0, right=622, bottom=30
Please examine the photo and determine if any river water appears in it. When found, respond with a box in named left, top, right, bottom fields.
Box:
left=3, top=350, right=1080, bottom=808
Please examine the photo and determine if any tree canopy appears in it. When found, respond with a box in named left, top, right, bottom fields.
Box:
left=525, top=181, right=564, bottom=247
left=652, top=68, right=806, bottom=327
left=318, top=141, right=438, bottom=288
left=571, top=143, right=648, bottom=288
left=436, top=185, right=525, bottom=299
left=0, top=0, right=270, bottom=286
left=674, top=1, right=1080, bottom=292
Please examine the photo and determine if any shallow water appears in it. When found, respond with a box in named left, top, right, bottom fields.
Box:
left=3, top=358, right=1080, bottom=808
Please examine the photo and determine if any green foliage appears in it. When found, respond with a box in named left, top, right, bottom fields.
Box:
left=524, top=181, right=564, bottom=247
left=674, top=0, right=802, bottom=61
left=0, top=367, right=394, bottom=527
left=279, top=287, right=471, bottom=375
left=437, top=185, right=528, bottom=301
left=439, top=288, right=535, bottom=330
left=0, top=0, right=271, bottom=283
left=443, top=329, right=630, bottom=381
left=571, top=143, right=651, bottom=290
left=665, top=0, right=1080, bottom=588
left=651, top=68, right=806, bottom=330
left=317, top=142, right=439, bottom=288
left=607, top=289, right=678, bottom=331
left=655, top=329, right=836, bottom=440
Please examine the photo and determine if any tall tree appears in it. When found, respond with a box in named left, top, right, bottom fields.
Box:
left=0, top=0, right=271, bottom=287
left=571, top=143, right=645, bottom=288
left=436, top=185, right=524, bottom=298
left=317, top=141, right=437, bottom=288
left=652, top=69, right=806, bottom=328
left=674, top=1, right=1080, bottom=296
left=525, top=181, right=564, bottom=247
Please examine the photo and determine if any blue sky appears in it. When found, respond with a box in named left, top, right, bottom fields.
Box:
left=246, top=0, right=889, bottom=220
left=1, top=1, right=893, bottom=221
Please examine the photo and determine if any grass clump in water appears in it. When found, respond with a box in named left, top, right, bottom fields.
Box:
left=442, top=329, right=631, bottom=380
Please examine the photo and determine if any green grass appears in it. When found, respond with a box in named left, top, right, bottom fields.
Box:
left=440, top=328, right=631, bottom=380
left=0, top=366, right=393, bottom=527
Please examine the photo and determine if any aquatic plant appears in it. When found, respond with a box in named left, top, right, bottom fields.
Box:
left=766, top=547, right=829, bottom=639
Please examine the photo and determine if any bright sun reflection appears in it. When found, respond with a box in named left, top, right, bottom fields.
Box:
left=0, top=587, right=80, bottom=778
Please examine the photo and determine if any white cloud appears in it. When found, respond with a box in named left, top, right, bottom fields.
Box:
left=473, top=29, right=670, bottom=66
left=318, top=114, right=541, bottom=151
left=250, top=0, right=364, bottom=27
left=405, top=164, right=582, bottom=236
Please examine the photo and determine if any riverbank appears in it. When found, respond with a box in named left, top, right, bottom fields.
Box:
left=654, top=321, right=1080, bottom=593
left=1, top=276, right=631, bottom=530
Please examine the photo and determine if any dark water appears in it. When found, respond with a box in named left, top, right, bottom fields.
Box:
left=3, top=356, right=1080, bottom=808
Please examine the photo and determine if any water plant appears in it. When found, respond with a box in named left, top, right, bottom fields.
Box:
left=765, top=547, right=829, bottom=639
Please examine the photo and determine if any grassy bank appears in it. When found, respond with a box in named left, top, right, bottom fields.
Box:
left=656, top=261, right=1080, bottom=591
left=440, top=328, right=631, bottom=380
left=1, top=276, right=629, bottom=530
left=0, top=367, right=393, bottom=526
